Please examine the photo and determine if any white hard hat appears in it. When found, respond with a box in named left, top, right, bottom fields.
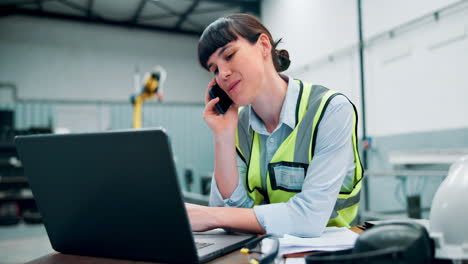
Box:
left=430, top=155, right=468, bottom=260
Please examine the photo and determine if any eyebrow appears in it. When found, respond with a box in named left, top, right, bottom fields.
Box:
left=207, top=44, right=232, bottom=70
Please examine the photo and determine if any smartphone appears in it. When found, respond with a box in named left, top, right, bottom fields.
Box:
left=209, top=83, right=233, bottom=114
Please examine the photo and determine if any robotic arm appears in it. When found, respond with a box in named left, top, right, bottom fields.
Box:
left=131, top=66, right=166, bottom=129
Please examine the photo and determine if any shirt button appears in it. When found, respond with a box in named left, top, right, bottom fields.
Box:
left=269, top=138, right=274, bottom=143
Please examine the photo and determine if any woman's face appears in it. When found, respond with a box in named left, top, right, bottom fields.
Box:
left=206, top=35, right=269, bottom=106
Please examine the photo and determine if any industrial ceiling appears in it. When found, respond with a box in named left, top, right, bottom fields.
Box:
left=0, top=0, right=261, bottom=36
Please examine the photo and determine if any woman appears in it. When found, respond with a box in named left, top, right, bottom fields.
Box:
left=186, top=14, right=363, bottom=237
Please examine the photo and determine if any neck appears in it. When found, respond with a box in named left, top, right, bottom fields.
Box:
left=251, top=72, right=288, bottom=133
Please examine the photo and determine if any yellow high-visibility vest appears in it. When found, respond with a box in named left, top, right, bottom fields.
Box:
left=235, top=80, right=364, bottom=227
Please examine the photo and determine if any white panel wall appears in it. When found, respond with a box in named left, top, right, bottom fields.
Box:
left=262, top=0, right=468, bottom=137
left=363, top=0, right=460, bottom=37
left=0, top=16, right=211, bottom=103
left=261, top=0, right=358, bottom=73
left=366, top=8, right=468, bottom=136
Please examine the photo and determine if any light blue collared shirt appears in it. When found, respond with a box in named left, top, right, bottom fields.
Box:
left=209, top=76, right=356, bottom=237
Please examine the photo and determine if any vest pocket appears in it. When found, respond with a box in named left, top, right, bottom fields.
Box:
left=268, top=162, right=309, bottom=192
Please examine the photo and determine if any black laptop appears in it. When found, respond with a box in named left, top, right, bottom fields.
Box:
left=14, top=128, right=255, bottom=264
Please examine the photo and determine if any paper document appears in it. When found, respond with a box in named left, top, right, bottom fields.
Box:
left=277, top=227, right=359, bottom=257
left=284, top=257, right=306, bottom=264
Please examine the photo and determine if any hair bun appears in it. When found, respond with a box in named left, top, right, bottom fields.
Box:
left=275, top=49, right=290, bottom=72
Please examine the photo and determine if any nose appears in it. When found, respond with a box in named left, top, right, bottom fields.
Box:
left=218, top=65, right=231, bottom=80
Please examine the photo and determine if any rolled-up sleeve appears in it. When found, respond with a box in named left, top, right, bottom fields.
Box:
left=253, top=96, right=356, bottom=237
left=209, top=155, right=254, bottom=208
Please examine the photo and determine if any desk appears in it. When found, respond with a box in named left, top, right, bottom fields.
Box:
left=25, top=250, right=248, bottom=264
left=26, top=227, right=364, bottom=264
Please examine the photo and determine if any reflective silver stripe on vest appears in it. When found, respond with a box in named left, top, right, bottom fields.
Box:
left=294, top=85, right=330, bottom=163
left=329, top=211, right=358, bottom=226
left=237, top=85, right=331, bottom=165
left=329, top=190, right=361, bottom=218
left=237, top=107, right=252, bottom=163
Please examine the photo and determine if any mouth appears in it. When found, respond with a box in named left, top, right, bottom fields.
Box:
left=228, top=80, right=240, bottom=94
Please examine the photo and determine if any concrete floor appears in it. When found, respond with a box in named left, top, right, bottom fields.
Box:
left=0, top=223, right=53, bottom=264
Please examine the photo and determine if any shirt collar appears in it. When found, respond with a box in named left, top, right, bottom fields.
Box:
left=248, top=75, right=300, bottom=134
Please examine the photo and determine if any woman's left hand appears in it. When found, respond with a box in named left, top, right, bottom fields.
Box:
left=185, top=203, right=218, bottom=232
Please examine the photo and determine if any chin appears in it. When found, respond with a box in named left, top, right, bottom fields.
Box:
left=233, top=98, right=250, bottom=107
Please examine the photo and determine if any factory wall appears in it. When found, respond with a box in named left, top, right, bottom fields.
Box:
left=0, top=15, right=211, bottom=103
left=0, top=15, right=214, bottom=193
left=261, top=0, right=468, bottom=216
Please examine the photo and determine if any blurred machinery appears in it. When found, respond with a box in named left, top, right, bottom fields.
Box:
left=362, top=149, right=468, bottom=221
left=328, top=155, right=468, bottom=263
left=361, top=154, right=468, bottom=262
left=131, top=66, right=166, bottom=129
left=0, top=109, right=51, bottom=225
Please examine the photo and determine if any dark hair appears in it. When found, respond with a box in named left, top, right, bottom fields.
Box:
left=197, top=13, right=290, bottom=73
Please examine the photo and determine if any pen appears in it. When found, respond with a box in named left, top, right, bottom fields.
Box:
left=282, top=250, right=320, bottom=259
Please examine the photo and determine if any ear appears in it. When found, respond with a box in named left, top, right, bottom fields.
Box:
left=257, top=33, right=272, bottom=58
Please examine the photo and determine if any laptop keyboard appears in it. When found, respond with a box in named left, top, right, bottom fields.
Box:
left=196, top=242, right=214, bottom=249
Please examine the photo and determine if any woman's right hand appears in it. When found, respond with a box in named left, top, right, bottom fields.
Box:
left=203, top=79, right=239, bottom=139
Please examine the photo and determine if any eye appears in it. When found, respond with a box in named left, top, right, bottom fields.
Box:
left=213, top=67, right=219, bottom=75
left=226, top=52, right=235, bottom=60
